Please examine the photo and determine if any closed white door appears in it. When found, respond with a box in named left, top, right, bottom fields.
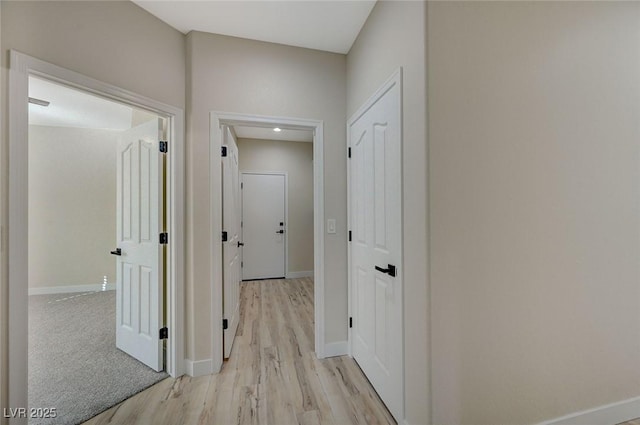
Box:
left=114, top=118, right=164, bottom=372
left=222, top=127, right=241, bottom=358
left=241, top=173, right=286, bottom=280
left=349, top=71, right=403, bottom=421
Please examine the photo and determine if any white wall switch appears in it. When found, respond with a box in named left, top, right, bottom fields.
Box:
left=327, top=219, right=336, bottom=234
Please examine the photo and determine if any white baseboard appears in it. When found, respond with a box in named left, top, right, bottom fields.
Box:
left=184, top=358, right=214, bottom=377
left=538, top=395, right=640, bottom=425
left=286, top=270, right=314, bottom=279
left=323, top=341, right=348, bottom=358
left=29, top=283, right=115, bottom=296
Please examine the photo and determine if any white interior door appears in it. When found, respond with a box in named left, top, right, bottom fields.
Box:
left=222, top=126, right=241, bottom=358
left=115, top=118, right=164, bottom=372
left=349, top=72, right=403, bottom=420
left=241, top=173, right=286, bottom=280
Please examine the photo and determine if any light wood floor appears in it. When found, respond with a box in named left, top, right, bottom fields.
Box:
left=84, top=278, right=395, bottom=425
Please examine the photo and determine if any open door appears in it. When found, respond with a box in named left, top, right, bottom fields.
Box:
left=114, top=118, right=164, bottom=371
left=222, top=126, right=241, bottom=358
left=349, top=71, right=403, bottom=420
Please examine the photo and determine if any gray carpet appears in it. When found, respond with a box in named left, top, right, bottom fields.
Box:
left=29, top=291, right=168, bottom=425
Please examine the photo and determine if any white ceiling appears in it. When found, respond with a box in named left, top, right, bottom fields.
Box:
left=132, top=0, right=376, bottom=54
left=234, top=125, right=313, bottom=142
left=29, top=76, right=134, bottom=130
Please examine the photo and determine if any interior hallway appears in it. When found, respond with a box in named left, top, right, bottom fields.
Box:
left=84, top=278, right=395, bottom=425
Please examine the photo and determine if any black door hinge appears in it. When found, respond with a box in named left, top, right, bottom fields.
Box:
left=348, top=231, right=352, bottom=242
left=159, top=141, right=168, bottom=153
left=159, top=233, right=168, bottom=244
left=221, top=146, right=227, bottom=157
left=222, top=231, right=228, bottom=242
left=223, top=319, right=228, bottom=330
left=241, top=182, right=243, bottom=189
left=349, top=317, right=353, bottom=328
left=159, top=327, right=168, bottom=339
left=348, top=147, right=351, bottom=158
left=241, top=261, right=244, bottom=268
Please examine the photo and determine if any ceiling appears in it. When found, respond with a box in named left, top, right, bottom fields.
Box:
left=234, top=125, right=313, bottom=142
left=29, top=76, right=135, bottom=130
left=28, top=77, right=311, bottom=142
left=132, top=0, right=377, bottom=54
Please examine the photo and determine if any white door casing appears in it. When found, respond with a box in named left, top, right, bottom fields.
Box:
left=348, top=69, right=404, bottom=421
left=222, top=126, right=241, bottom=358
left=10, top=52, right=185, bottom=419
left=241, top=173, right=286, bottom=280
left=115, top=118, right=164, bottom=372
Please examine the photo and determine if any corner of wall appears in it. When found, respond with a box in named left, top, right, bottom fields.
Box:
left=184, top=358, right=214, bottom=377
left=323, top=341, right=348, bottom=358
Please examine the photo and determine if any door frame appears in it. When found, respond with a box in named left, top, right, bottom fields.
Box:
left=210, top=112, right=325, bottom=371
left=346, top=68, right=405, bottom=419
left=240, top=171, right=289, bottom=280
left=8, top=50, right=185, bottom=414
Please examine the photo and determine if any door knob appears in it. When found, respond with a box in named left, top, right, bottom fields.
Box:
left=110, top=248, right=122, bottom=256
left=238, top=241, right=244, bottom=247
left=375, top=264, right=396, bottom=277
left=276, top=230, right=285, bottom=234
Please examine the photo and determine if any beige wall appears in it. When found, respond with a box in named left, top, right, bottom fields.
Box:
left=237, top=138, right=314, bottom=274
left=0, top=1, right=185, bottom=108
left=346, top=2, right=429, bottom=424
left=1, top=1, right=185, bottom=416
left=28, top=125, right=117, bottom=289
left=186, top=31, right=346, bottom=361
left=428, top=2, right=640, bottom=423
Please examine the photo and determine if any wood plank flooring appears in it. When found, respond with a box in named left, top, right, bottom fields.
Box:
left=84, top=278, right=395, bottom=425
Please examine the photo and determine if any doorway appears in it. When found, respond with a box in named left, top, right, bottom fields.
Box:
left=27, top=78, right=171, bottom=422
left=210, top=112, right=325, bottom=372
left=8, top=51, right=185, bottom=415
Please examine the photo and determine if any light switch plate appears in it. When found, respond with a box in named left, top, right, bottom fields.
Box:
left=327, top=219, right=336, bottom=234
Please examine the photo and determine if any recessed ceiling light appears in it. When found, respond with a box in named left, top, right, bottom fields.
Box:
left=273, top=127, right=282, bottom=132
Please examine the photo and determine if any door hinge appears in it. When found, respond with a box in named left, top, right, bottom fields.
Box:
left=222, top=231, right=228, bottom=242
left=241, top=261, right=244, bottom=268
left=159, top=233, right=169, bottom=244
left=241, top=182, right=243, bottom=189
left=159, top=141, right=168, bottom=153
left=348, top=147, right=351, bottom=158
left=221, top=146, right=228, bottom=157
left=223, top=319, right=228, bottom=330
left=348, top=231, right=352, bottom=242
left=159, top=327, right=168, bottom=339
left=349, top=317, right=353, bottom=328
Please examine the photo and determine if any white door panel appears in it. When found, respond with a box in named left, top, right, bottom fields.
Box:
left=116, top=118, right=164, bottom=372
left=242, top=173, right=286, bottom=280
left=349, top=73, right=403, bottom=421
left=222, top=126, right=241, bottom=358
